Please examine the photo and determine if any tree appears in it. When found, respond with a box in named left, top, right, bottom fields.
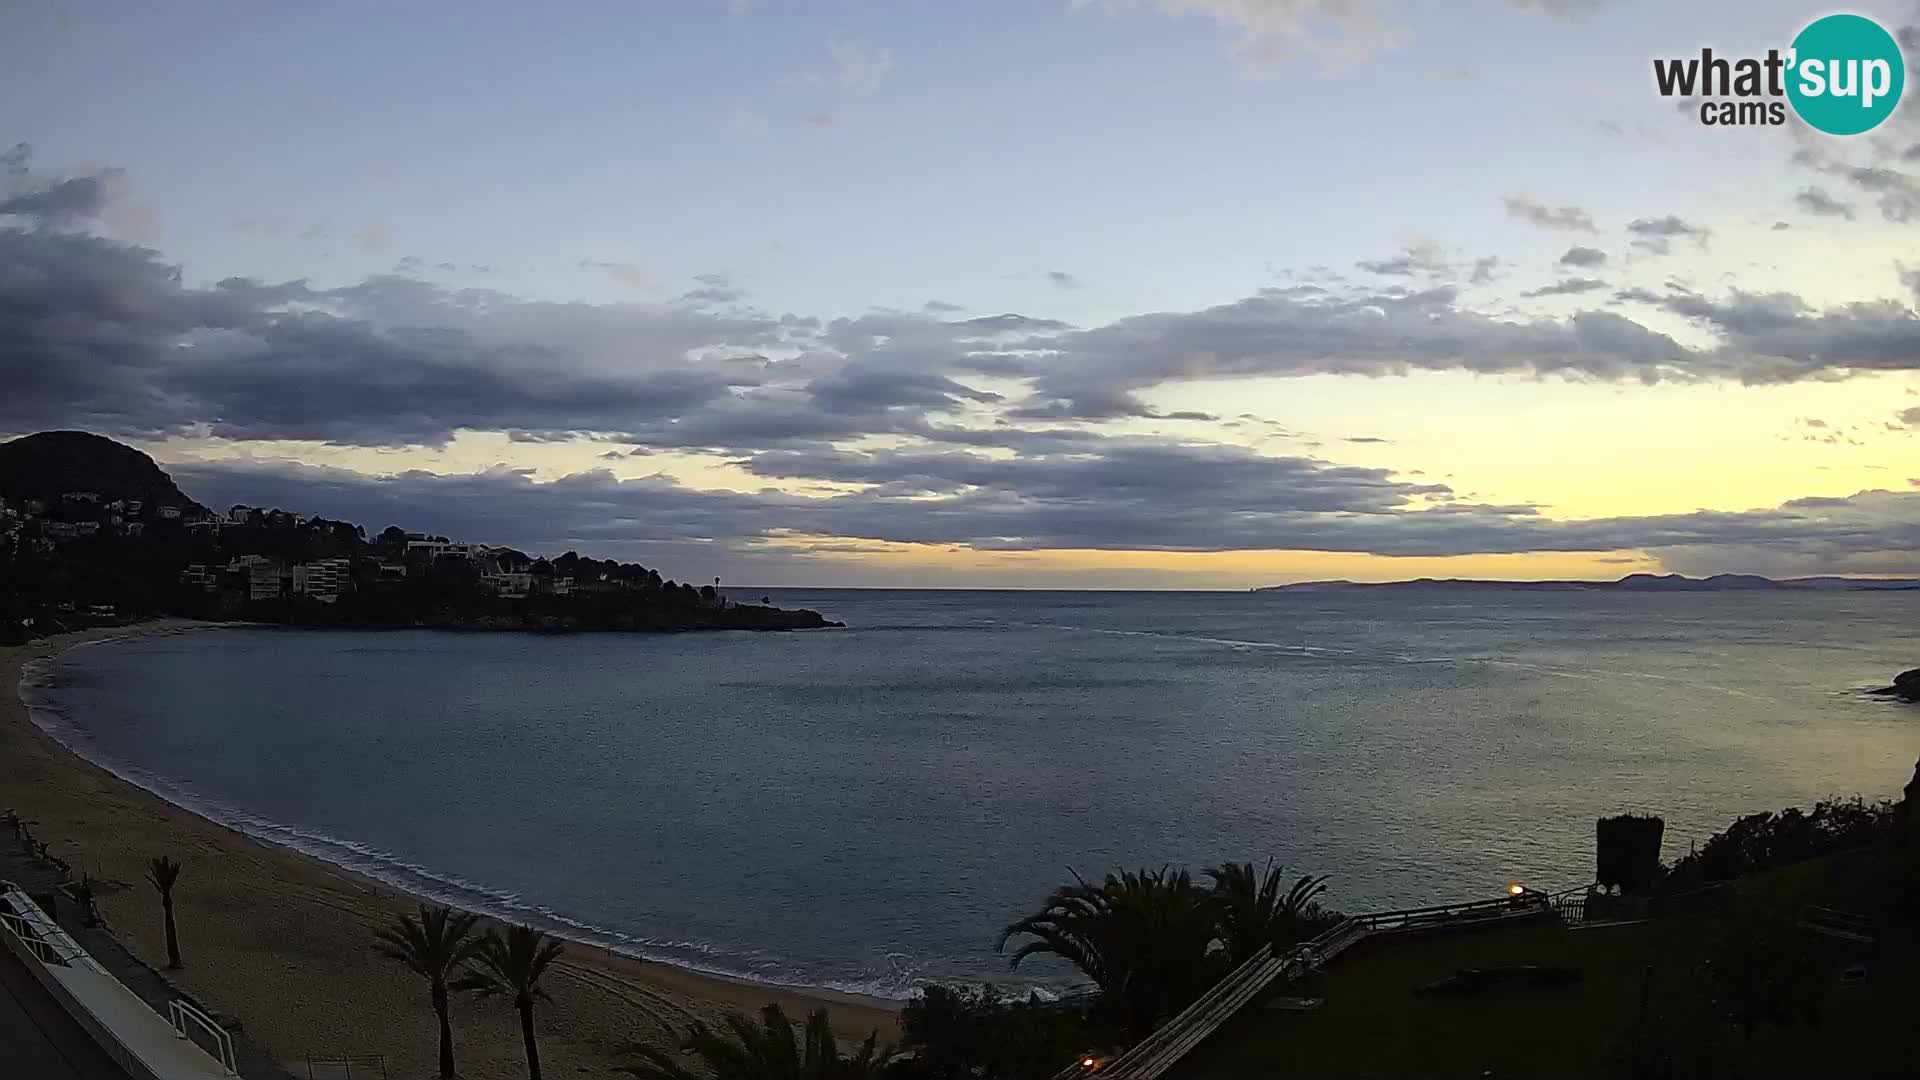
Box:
left=999, top=867, right=1223, bottom=1039
left=373, top=904, right=484, bottom=1079
left=144, top=856, right=184, bottom=968
left=1703, top=902, right=1824, bottom=1053
left=1205, top=859, right=1333, bottom=965
left=620, top=1003, right=888, bottom=1080
left=459, top=925, right=564, bottom=1080
left=898, top=984, right=1101, bottom=1080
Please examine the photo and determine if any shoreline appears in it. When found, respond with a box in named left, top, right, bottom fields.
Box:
left=3, top=620, right=899, bottom=1080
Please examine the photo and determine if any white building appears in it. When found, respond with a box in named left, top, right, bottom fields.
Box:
left=229, top=555, right=285, bottom=601
left=292, top=558, right=351, bottom=602
left=483, top=571, right=532, bottom=598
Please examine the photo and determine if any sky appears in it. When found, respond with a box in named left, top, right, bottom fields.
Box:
left=3, top=0, right=1919, bottom=588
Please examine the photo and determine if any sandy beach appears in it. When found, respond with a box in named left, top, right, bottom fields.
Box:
left=2, top=621, right=900, bottom=1080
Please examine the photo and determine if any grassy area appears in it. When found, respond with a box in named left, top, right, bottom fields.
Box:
left=1175, top=848, right=1911, bottom=1079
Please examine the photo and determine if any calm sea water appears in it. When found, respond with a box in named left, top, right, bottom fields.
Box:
left=20, top=589, right=1918, bottom=999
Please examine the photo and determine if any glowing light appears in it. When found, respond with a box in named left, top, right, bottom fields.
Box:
left=1082, top=1058, right=1098, bottom=1068
left=1508, top=883, right=1525, bottom=896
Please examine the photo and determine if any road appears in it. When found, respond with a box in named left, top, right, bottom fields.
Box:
left=0, top=945, right=128, bottom=1079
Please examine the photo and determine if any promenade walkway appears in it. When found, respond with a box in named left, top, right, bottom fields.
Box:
left=0, top=943, right=128, bottom=1080
left=1053, top=891, right=1557, bottom=1080
left=1, top=827, right=296, bottom=1080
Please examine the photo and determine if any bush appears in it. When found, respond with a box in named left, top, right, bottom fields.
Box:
left=1597, top=815, right=1665, bottom=895
left=1659, top=797, right=1895, bottom=892
left=894, top=984, right=1109, bottom=1080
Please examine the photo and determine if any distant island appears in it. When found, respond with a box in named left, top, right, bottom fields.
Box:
left=1254, top=573, right=1920, bottom=593
left=0, top=430, right=841, bottom=640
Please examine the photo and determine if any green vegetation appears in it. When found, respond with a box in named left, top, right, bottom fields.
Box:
left=1206, top=860, right=1338, bottom=964
left=1657, top=796, right=1896, bottom=891
left=339, top=773, right=1914, bottom=1080
left=1000, top=867, right=1224, bottom=1039
left=620, top=1002, right=890, bottom=1080
left=372, top=904, right=485, bottom=1080
left=996, top=859, right=1340, bottom=1041
left=0, top=430, right=837, bottom=637
left=893, top=984, right=1105, bottom=1080
left=143, top=855, right=183, bottom=969
left=1173, top=787, right=1915, bottom=1080
left=459, top=924, right=566, bottom=1080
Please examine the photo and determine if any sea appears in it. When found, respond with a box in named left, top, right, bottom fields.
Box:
left=18, top=588, right=1918, bottom=1000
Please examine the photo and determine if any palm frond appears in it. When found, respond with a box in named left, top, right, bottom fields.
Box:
left=145, top=855, right=182, bottom=897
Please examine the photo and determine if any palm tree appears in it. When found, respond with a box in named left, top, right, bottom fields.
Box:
left=458, top=925, right=565, bottom=1080
left=620, top=1003, right=888, bottom=1080
left=144, top=856, right=184, bottom=968
left=998, top=867, right=1223, bottom=1039
left=373, top=904, right=483, bottom=1079
left=1206, top=860, right=1332, bottom=964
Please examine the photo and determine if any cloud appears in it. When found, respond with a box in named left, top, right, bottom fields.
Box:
left=8, top=152, right=1920, bottom=467
left=1522, top=277, right=1608, bottom=297
left=161, top=451, right=1920, bottom=577
left=0, top=172, right=118, bottom=227
left=1503, top=194, right=1596, bottom=232
left=1075, top=0, right=1408, bottom=70
left=1784, top=23, right=1920, bottom=224
left=1013, top=283, right=1700, bottom=417
left=1626, top=214, right=1711, bottom=254
left=0, top=223, right=810, bottom=445
left=0, top=144, right=123, bottom=230
left=1075, top=1, right=1604, bottom=71
left=1558, top=245, right=1607, bottom=268
left=1469, top=255, right=1502, bottom=285
left=1355, top=243, right=1449, bottom=276
left=830, top=41, right=894, bottom=93
left=681, top=272, right=746, bottom=305
left=1794, top=186, right=1855, bottom=220
left=1047, top=270, right=1082, bottom=289
left=1897, top=406, right=1920, bottom=427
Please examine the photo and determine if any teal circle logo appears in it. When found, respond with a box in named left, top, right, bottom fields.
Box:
left=1787, top=14, right=1905, bottom=135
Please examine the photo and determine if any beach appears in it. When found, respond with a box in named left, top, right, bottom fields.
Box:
left=2, top=622, right=899, bottom=1080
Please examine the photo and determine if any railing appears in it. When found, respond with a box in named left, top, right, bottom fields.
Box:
left=168, top=998, right=239, bottom=1074
left=1355, top=893, right=1551, bottom=933
left=1050, top=889, right=1562, bottom=1080
left=1, top=885, right=100, bottom=970
left=306, top=1053, right=389, bottom=1078
left=1798, top=905, right=1877, bottom=943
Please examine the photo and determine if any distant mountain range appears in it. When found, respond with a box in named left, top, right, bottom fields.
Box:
left=1254, top=573, right=1920, bottom=593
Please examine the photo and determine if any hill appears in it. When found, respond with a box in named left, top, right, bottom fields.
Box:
left=0, top=430, right=205, bottom=512
left=0, top=430, right=838, bottom=636
left=1255, top=573, right=1920, bottom=593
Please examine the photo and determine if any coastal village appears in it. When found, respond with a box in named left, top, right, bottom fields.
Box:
left=1, top=491, right=681, bottom=611
left=0, top=433, right=836, bottom=638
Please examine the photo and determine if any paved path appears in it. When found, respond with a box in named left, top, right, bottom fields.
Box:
left=0, top=944, right=128, bottom=1080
